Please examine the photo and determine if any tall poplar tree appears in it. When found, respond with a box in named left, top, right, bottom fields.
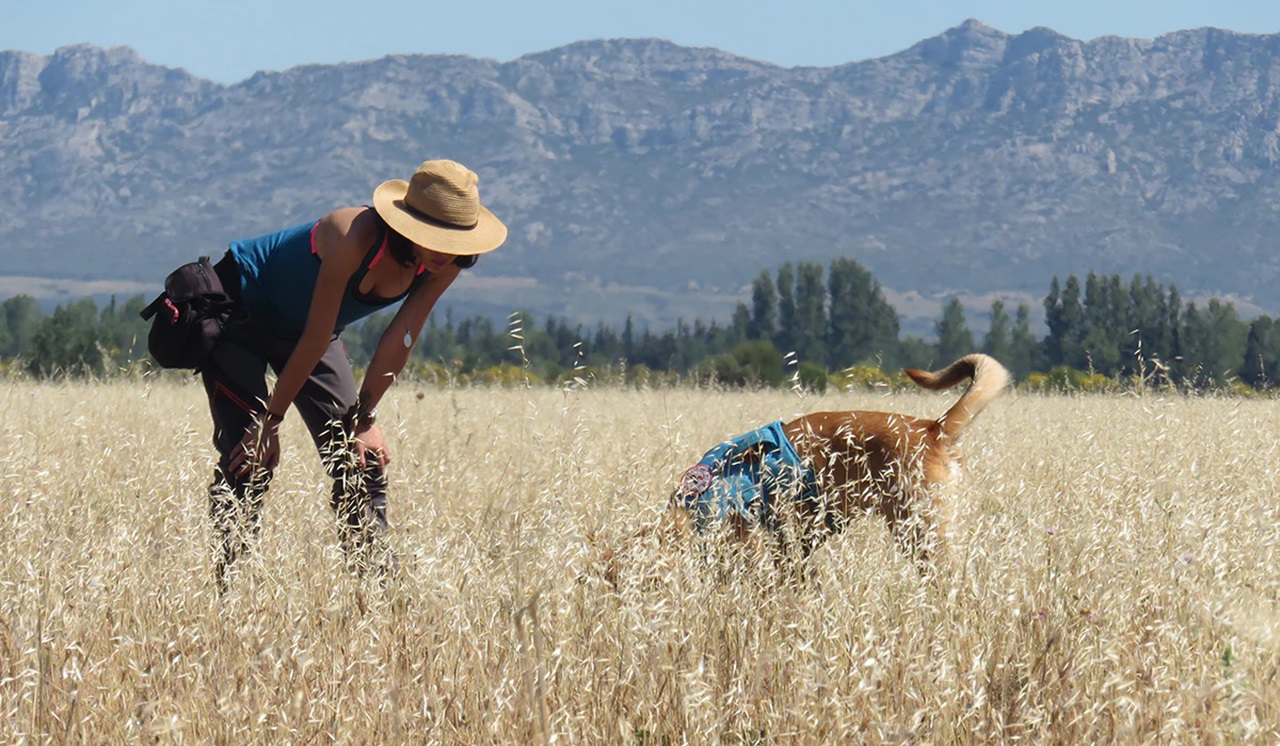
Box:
left=1240, top=315, right=1280, bottom=388
left=748, top=269, right=778, bottom=342
left=775, top=261, right=797, bottom=354
left=1009, top=303, right=1038, bottom=380
left=794, top=261, right=826, bottom=366
left=935, top=298, right=975, bottom=364
left=983, top=299, right=1012, bottom=364
left=826, top=257, right=899, bottom=368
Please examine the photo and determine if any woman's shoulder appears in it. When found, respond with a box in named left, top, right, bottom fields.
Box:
left=314, top=207, right=379, bottom=260
left=317, top=206, right=376, bottom=237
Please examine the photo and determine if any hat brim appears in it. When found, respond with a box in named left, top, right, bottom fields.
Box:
left=372, top=179, right=508, bottom=256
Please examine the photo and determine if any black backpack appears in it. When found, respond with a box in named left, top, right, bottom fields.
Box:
left=139, top=257, right=241, bottom=370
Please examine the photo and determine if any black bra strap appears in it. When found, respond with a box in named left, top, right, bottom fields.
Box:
left=346, top=209, right=388, bottom=293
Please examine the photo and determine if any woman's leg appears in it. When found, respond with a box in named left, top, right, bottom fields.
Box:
left=286, top=338, right=393, bottom=575
left=201, top=337, right=272, bottom=592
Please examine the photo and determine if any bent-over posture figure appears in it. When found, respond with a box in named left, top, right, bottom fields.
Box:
left=202, top=160, right=507, bottom=589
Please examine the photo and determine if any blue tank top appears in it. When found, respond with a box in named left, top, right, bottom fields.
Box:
left=228, top=216, right=430, bottom=339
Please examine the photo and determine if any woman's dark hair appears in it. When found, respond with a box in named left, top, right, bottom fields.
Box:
left=376, top=211, right=479, bottom=270
left=384, top=223, right=418, bottom=268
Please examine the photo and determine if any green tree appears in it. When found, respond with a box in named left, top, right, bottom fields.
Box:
left=1166, top=284, right=1183, bottom=373
left=1201, top=299, right=1248, bottom=384
left=794, top=261, right=826, bottom=365
left=99, top=294, right=150, bottom=364
left=1177, top=299, right=1247, bottom=387
left=28, top=298, right=104, bottom=377
left=1079, top=273, right=1126, bottom=375
left=826, top=257, right=898, bottom=368
left=935, top=298, right=975, bottom=364
left=0, top=302, right=12, bottom=356
left=1043, top=275, right=1085, bottom=369
left=729, top=303, right=750, bottom=346
left=1, top=294, right=43, bottom=358
left=897, top=336, right=935, bottom=370
left=1008, top=303, right=1038, bottom=380
left=621, top=315, right=635, bottom=361
left=1042, top=277, right=1063, bottom=367
left=748, top=269, right=777, bottom=342
left=591, top=323, right=622, bottom=368
left=1125, top=275, right=1169, bottom=373
left=982, top=299, right=1012, bottom=364
left=415, top=314, right=461, bottom=369
left=774, top=261, right=797, bottom=354
left=1145, top=278, right=1175, bottom=365
left=1059, top=275, right=1086, bottom=369
left=1177, top=301, right=1206, bottom=384
left=1240, top=315, right=1280, bottom=388
left=671, top=318, right=708, bottom=372
left=699, top=339, right=785, bottom=388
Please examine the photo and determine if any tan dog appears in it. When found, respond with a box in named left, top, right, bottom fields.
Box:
left=603, top=353, right=1010, bottom=581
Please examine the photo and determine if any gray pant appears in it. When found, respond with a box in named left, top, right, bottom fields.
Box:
left=201, top=260, right=388, bottom=588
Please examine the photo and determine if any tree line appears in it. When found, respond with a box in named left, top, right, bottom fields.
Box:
left=0, top=259, right=1275, bottom=390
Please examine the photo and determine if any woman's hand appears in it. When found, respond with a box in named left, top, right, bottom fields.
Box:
left=354, top=423, right=391, bottom=471
left=229, top=419, right=281, bottom=478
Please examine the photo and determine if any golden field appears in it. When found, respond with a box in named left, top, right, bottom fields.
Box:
left=2, top=378, right=1279, bottom=743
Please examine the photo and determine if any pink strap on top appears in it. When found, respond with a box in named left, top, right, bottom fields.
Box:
left=312, top=220, right=427, bottom=275
left=367, top=236, right=389, bottom=269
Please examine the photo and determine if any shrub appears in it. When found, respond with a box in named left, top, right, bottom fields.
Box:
left=836, top=364, right=892, bottom=391
left=796, top=362, right=828, bottom=392
left=475, top=363, right=541, bottom=386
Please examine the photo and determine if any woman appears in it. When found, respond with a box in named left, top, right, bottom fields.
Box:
left=203, top=159, right=506, bottom=589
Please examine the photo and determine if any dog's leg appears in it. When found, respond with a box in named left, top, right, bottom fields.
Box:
left=765, top=500, right=828, bottom=585
left=882, top=489, right=945, bottom=574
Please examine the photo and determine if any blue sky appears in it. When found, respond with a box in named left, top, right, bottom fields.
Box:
left=3, top=0, right=1278, bottom=82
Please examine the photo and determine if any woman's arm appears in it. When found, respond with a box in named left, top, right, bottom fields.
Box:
left=357, top=264, right=461, bottom=415
left=345, top=264, right=461, bottom=468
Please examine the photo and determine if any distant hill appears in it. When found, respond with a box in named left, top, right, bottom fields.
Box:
left=3, top=20, right=1280, bottom=332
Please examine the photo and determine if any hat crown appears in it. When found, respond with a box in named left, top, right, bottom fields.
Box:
left=371, top=157, right=507, bottom=255
left=404, top=160, right=480, bottom=228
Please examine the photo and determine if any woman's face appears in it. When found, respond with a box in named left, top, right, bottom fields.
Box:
left=416, top=246, right=455, bottom=272
left=388, top=227, right=453, bottom=272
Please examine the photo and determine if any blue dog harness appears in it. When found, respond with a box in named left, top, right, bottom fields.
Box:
left=674, top=421, right=819, bottom=533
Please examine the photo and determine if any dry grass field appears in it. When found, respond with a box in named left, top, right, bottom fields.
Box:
left=2, top=377, right=1280, bottom=743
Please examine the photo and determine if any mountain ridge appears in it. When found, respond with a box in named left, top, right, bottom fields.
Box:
left=2, top=21, right=1279, bottom=329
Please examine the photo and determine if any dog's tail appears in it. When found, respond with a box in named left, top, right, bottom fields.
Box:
left=903, top=353, right=1011, bottom=442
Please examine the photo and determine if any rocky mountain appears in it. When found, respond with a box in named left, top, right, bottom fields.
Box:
left=3, top=20, right=1280, bottom=330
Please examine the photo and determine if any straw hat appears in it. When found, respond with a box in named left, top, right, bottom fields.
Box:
left=372, top=160, right=507, bottom=256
